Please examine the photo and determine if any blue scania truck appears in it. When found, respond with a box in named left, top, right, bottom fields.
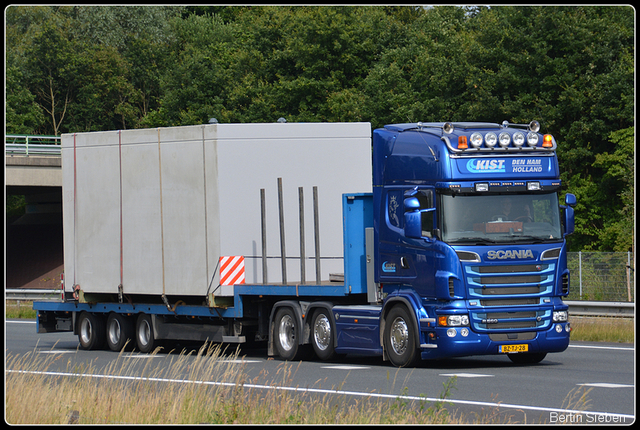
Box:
left=33, top=120, right=576, bottom=367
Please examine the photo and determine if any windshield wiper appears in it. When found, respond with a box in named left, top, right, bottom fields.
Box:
left=510, top=235, right=560, bottom=243
left=447, top=237, right=498, bottom=245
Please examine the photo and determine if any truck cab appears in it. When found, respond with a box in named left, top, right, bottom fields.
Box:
left=372, top=121, right=576, bottom=365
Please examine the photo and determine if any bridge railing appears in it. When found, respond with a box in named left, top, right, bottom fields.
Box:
left=6, top=135, right=61, bottom=156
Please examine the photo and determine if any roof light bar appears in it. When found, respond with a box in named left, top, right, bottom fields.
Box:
left=439, top=120, right=556, bottom=153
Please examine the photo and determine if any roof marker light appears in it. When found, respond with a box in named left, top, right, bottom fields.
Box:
left=458, top=136, right=468, bottom=149
left=527, top=181, right=541, bottom=191
left=475, top=183, right=489, bottom=192
left=543, top=134, right=554, bottom=148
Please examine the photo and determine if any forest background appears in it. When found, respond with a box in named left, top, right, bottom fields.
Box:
left=5, top=5, right=634, bottom=253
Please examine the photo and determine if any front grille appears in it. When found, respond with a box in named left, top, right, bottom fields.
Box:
left=466, top=262, right=556, bottom=300
left=477, top=264, right=546, bottom=273
left=490, top=332, right=536, bottom=341
left=476, top=286, right=541, bottom=296
left=465, top=260, right=557, bottom=333
left=478, top=275, right=543, bottom=284
left=472, top=309, right=549, bottom=332
left=480, top=298, right=538, bottom=306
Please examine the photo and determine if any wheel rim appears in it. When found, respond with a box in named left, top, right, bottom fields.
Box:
left=80, top=317, right=93, bottom=345
left=108, top=318, right=121, bottom=346
left=278, top=314, right=295, bottom=352
left=390, top=317, right=409, bottom=355
left=313, top=314, right=331, bottom=351
left=138, top=319, right=151, bottom=347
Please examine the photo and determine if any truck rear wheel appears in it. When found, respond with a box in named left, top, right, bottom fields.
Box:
left=274, top=307, right=302, bottom=361
left=383, top=306, right=419, bottom=367
left=311, top=309, right=337, bottom=361
left=135, top=314, right=157, bottom=353
left=106, top=313, right=134, bottom=352
left=78, top=311, right=106, bottom=350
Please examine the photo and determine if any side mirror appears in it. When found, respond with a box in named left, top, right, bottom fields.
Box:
left=404, top=211, right=422, bottom=239
left=404, top=197, right=421, bottom=238
left=404, top=197, right=420, bottom=210
left=565, top=193, right=577, bottom=207
left=563, top=206, right=575, bottom=236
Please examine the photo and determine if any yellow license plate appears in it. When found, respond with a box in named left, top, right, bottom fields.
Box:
left=499, top=344, right=528, bottom=353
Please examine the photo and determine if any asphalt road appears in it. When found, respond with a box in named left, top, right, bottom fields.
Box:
left=6, top=319, right=635, bottom=424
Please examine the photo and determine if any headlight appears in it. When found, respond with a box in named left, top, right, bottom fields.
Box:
left=439, top=315, right=470, bottom=326
left=513, top=132, right=525, bottom=147
left=485, top=132, right=497, bottom=147
left=527, top=132, right=539, bottom=147
left=553, top=311, right=568, bottom=322
left=498, top=132, right=511, bottom=147
left=470, top=132, right=483, bottom=148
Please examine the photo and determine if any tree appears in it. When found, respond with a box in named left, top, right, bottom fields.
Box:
left=6, top=66, right=45, bottom=134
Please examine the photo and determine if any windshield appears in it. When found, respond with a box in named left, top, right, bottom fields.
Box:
left=441, top=193, right=563, bottom=244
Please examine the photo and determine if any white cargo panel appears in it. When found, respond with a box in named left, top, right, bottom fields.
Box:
left=62, top=123, right=372, bottom=297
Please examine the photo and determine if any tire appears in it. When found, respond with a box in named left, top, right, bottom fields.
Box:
left=311, top=309, right=337, bottom=361
left=274, top=307, right=302, bottom=361
left=383, top=306, right=419, bottom=368
left=507, top=352, right=547, bottom=365
left=135, top=313, right=157, bottom=353
left=77, top=311, right=106, bottom=350
left=106, top=313, right=134, bottom=352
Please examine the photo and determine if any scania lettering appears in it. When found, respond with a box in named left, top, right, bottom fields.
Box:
left=33, top=120, right=576, bottom=367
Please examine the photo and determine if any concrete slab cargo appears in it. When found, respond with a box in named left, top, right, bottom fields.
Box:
left=62, top=123, right=372, bottom=298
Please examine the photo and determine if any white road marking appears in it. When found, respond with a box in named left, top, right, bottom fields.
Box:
left=578, top=383, right=634, bottom=389
left=568, top=344, right=634, bottom=351
left=321, top=365, right=371, bottom=370
left=7, top=368, right=634, bottom=422
left=439, top=373, right=494, bottom=378
left=37, top=350, right=75, bottom=354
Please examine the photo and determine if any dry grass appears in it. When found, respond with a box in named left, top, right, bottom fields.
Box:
left=5, top=339, right=607, bottom=424
left=6, top=343, right=466, bottom=425
left=569, top=316, right=634, bottom=343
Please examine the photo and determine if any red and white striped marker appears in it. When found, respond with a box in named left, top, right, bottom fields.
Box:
left=219, top=256, right=245, bottom=286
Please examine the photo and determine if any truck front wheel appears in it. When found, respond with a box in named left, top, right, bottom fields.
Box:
left=135, top=314, right=157, bottom=353
left=274, top=307, right=302, bottom=361
left=78, top=311, right=106, bottom=350
left=384, top=306, right=419, bottom=367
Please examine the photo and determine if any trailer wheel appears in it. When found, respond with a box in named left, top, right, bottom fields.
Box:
left=383, top=306, right=419, bottom=367
left=311, top=309, right=337, bottom=361
left=135, top=314, right=157, bottom=353
left=274, top=307, right=302, bottom=361
left=507, top=352, right=547, bottom=365
left=106, top=313, right=134, bottom=352
left=78, top=311, right=106, bottom=350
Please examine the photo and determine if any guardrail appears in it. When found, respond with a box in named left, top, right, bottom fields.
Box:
left=6, top=135, right=61, bottom=156
left=5, top=290, right=635, bottom=317
left=564, top=300, right=635, bottom=318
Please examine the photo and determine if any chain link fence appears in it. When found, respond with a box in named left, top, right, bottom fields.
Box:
left=566, top=252, right=635, bottom=302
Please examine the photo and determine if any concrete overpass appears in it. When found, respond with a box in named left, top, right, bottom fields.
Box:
left=6, top=136, right=64, bottom=290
